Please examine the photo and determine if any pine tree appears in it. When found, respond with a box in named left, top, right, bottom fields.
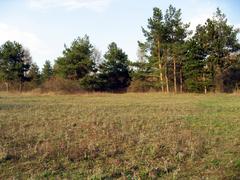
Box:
left=0, top=41, right=32, bottom=92
left=41, top=60, right=53, bottom=82
left=138, top=5, right=190, bottom=92
left=184, top=38, right=210, bottom=93
left=164, top=5, right=190, bottom=93
left=98, top=42, right=131, bottom=91
left=54, top=35, right=95, bottom=80
left=193, top=8, right=240, bottom=92
left=139, top=7, right=166, bottom=92
left=28, top=63, right=41, bottom=87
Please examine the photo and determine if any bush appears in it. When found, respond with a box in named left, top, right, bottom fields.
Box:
left=128, top=80, right=155, bottom=92
left=0, top=81, right=23, bottom=92
left=0, top=82, right=5, bottom=91
left=41, top=77, right=84, bottom=93
left=80, top=75, right=104, bottom=91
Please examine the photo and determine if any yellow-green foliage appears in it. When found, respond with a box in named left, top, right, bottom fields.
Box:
left=0, top=93, right=240, bottom=179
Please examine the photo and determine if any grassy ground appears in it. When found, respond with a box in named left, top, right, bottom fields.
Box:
left=0, top=92, right=240, bottom=179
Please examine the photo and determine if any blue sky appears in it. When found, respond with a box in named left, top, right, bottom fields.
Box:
left=0, top=0, right=239, bottom=68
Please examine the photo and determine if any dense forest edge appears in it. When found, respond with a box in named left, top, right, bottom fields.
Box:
left=0, top=5, right=240, bottom=94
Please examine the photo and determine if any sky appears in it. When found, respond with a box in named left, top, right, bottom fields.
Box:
left=0, top=0, right=240, bottom=68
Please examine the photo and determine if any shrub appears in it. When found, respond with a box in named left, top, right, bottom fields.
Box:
left=41, top=77, right=84, bottom=93
left=80, top=75, right=104, bottom=91
left=128, top=80, right=159, bottom=92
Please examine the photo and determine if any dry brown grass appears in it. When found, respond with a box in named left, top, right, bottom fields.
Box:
left=0, top=93, right=240, bottom=179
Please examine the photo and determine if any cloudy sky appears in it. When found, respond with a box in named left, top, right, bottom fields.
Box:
left=0, top=0, right=239, bottom=68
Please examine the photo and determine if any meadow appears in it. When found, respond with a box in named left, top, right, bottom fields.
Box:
left=0, top=93, right=240, bottom=179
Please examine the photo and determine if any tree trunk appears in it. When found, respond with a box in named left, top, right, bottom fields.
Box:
left=204, top=86, right=207, bottom=94
left=236, top=83, right=239, bottom=92
left=159, top=63, right=164, bottom=92
left=215, top=65, right=224, bottom=92
left=5, top=82, right=9, bottom=92
left=203, top=73, right=207, bottom=94
left=173, top=57, right=177, bottom=93
left=165, top=50, right=169, bottom=93
left=211, top=64, right=216, bottom=93
left=180, top=67, right=183, bottom=93
left=157, top=40, right=164, bottom=92
left=165, top=66, right=169, bottom=93
left=19, top=82, right=23, bottom=93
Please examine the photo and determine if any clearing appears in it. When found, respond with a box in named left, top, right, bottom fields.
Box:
left=0, top=93, right=240, bottom=179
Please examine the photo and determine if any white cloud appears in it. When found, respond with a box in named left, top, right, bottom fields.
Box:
left=184, top=1, right=216, bottom=30
left=27, top=0, right=111, bottom=11
left=0, top=23, right=49, bottom=67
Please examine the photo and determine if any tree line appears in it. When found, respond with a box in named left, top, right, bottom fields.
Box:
left=0, top=5, right=240, bottom=93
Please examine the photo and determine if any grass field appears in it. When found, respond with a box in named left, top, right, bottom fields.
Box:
left=0, top=93, right=240, bottom=179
